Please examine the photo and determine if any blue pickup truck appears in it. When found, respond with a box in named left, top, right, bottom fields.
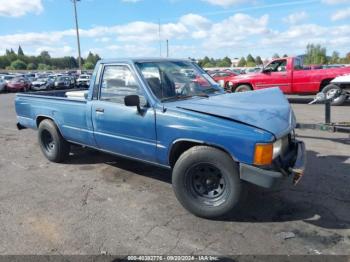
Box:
left=15, top=58, right=306, bottom=218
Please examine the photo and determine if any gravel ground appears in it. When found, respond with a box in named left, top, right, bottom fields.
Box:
left=0, top=93, right=349, bottom=255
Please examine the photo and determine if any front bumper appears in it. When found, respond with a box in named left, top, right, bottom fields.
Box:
left=240, top=141, right=306, bottom=189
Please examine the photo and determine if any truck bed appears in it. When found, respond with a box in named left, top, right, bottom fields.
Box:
left=15, top=88, right=95, bottom=146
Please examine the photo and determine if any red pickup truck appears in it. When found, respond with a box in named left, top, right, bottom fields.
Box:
left=229, top=57, right=350, bottom=105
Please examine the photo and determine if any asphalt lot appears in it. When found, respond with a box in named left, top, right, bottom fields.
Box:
left=0, top=93, right=349, bottom=255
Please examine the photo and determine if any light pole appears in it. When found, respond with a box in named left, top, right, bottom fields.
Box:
left=72, top=0, right=82, bottom=70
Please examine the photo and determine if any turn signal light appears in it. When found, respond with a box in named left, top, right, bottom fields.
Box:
left=254, top=143, right=273, bottom=166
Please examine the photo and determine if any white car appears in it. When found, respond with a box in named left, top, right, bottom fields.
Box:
left=76, top=74, right=91, bottom=87
left=31, top=78, right=53, bottom=91
left=0, top=79, right=6, bottom=92
left=321, top=74, right=350, bottom=105
left=1, top=75, right=15, bottom=84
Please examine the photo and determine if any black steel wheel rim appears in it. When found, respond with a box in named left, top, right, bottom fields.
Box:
left=186, top=163, right=227, bottom=204
left=41, top=130, right=55, bottom=153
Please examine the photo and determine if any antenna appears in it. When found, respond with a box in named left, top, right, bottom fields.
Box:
left=158, top=19, right=162, bottom=57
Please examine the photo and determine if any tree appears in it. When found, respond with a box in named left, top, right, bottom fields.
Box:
left=222, top=56, right=232, bottom=66
left=203, top=62, right=215, bottom=68
left=330, top=51, right=340, bottom=64
left=255, top=56, right=263, bottom=65
left=86, top=51, right=101, bottom=66
left=304, top=44, right=327, bottom=65
left=39, top=51, right=51, bottom=65
left=37, top=63, right=49, bottom=70
left=5, top=49, right=17, bottom=62
left=217, top=57, right=231, bottom=67
left=0, top=56, right=10, bottom=69
left=26, top=63, right=37, bottom=70
left=272, top=53, right=280, bottom=59
left=246, top=54, right=255, bottom=64
left=283, top=54, right=288, bottom=58
left=18, top=45, right=24, bottom=56
left=83, top=62, right=95, bottom=70
left=10, top=59, right=27, bottom=70
left=198, top=56, right=210, bottom=67
left=238, top=57, right=247, bottom=67
left=346, top=52, right=350, bottom=63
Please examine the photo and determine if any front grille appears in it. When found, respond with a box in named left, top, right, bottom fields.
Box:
left=280, top=135, right=290, bottom=158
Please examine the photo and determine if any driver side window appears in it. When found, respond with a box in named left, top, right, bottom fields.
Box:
left=266, top=60, right=287, bottom=72
left=100, top=65, right=146, bottom=105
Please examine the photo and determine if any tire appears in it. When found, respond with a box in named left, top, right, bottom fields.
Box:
left=233, top=84, right=252, bottom=93
left=172, top=146, right=242, bottom=218
left=322, top=84, right=347, bottom=106
left=225, top=81, right=234, bottom=90
left=38, top=119, right=70, bottom=163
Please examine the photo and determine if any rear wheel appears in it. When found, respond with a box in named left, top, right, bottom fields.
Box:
left=234, top=84, right=252, bottom=93
left=322, top=84, right=347, bottom=106
left=38, top=119, right=70, bottom=163
left=172, top=146, right=242, bottom=218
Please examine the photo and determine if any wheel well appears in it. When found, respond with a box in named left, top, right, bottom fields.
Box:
left=320, top=79, right=333, bottom=91
left=232, top=83, right=253, bottom=92
left=169, top=140, right=234, bottom=168
left=36, top=116, right=54, bottom=128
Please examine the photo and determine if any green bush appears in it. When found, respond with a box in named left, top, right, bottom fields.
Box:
left=26, top=63, right=37, bottom=70
left=83, top=62, right=95, bottom=70
left=10, top=59, right=27, bottom=70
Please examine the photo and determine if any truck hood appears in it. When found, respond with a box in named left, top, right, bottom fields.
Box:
left=331, top=73, right=350, bottom=84
left=232, top=72, right=260, bottom=81
left=168, top=88, right=295, bottom=138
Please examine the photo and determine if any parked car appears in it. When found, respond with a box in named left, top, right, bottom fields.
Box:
left=1, top=75, right=15, bottom=84
left=229, top=57, right=350, bottom=105
left=76, top=74, right=91, bottom=87
left=0, top=79, right=6, bottom=92
left=226, top=68, right=244, bottom=75
left=324, top=74, right=350, bottom=104
left=25, top=73, right=36, bottom=82
left=31, top=77, right=54, bottom=91
left=53, top=76, right=74, bottom=89
left=209, top=71, right=238, bottom=89
left=15, top=58, right=305, bottom=218
left=6, top=77, right=31, bottom=92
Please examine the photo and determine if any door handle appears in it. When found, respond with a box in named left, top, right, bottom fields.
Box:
left=95, top=108, right=104, bottom=113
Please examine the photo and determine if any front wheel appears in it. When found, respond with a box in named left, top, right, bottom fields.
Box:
left=172, top=146, right=242, bottom=218
left=322, top=84, right=347, bottom=106
left=233, top=84, right=252, bottom=93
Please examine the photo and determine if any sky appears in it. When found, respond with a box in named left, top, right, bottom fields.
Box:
left=0, top=0, right=349, bottom=59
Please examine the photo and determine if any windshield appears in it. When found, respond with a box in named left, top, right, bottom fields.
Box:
left=57, top=77, right=70, bottom=81
left=135, top=61, right=223, bottom=102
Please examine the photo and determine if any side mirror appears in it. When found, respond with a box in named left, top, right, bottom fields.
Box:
left=124, top=95, right=141, bottom=112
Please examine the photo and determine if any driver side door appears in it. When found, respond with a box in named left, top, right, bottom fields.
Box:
left=256, top=59, right=292, bottom=93
left=91, top=64, right=157, bottom=162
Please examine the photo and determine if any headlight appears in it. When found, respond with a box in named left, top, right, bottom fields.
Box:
left=273, top=139, right=282, bottom=159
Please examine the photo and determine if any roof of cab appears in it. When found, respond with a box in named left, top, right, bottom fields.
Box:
left=99, top=57, right=192, bottom=64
